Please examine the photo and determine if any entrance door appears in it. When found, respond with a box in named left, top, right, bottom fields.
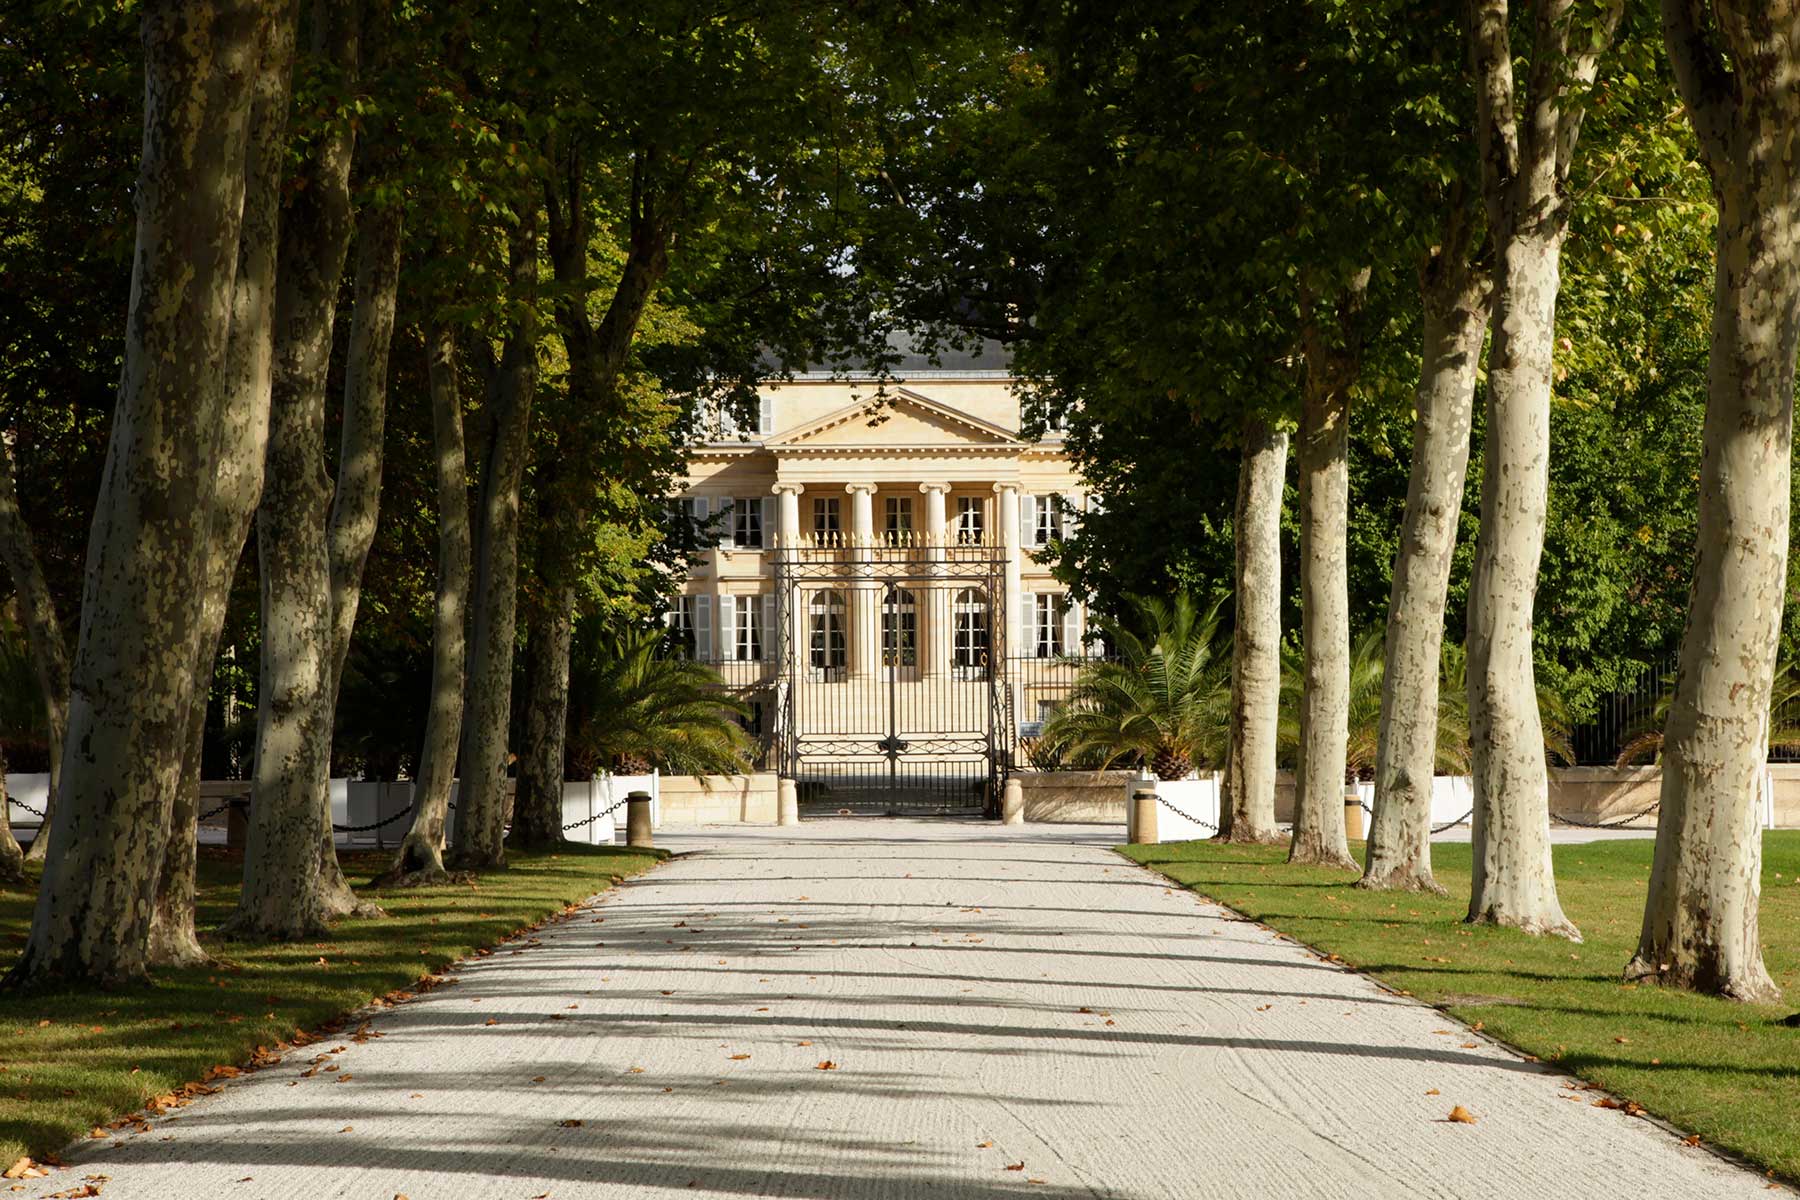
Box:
left=781, top=562, right=1004, bottom=816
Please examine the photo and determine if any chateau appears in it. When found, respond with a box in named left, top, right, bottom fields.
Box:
left=672, top=345, right=1090, bottom=813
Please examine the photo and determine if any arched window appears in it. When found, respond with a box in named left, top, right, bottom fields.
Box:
left=883, top=588, right=917, bottom=669
left=953, top=588, right=990, bottom=679
left=808, top=589, right=847, bottom=678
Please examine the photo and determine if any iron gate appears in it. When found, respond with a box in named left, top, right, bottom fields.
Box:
left=776, top=538, right=1007, bottom=815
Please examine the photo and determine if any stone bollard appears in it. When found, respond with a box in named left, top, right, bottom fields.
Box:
left=1129, top=784, right=1159, bottom=845
left=1344, top=789, right=1365, bottom=841
left=626, top=790, right=654, bottom=849
left=778, top=777, right=800, bottom=827
left=1001, top=776, right=1024, bottom=825
left=225, top=797, right=249, bottom=851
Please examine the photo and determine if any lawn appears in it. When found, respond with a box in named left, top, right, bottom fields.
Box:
left=0, top=842, right=664, bottom=1167
left=1119, top=833, right=1800, bottom=1182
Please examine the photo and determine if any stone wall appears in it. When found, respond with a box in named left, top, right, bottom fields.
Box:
left=1017, top=770, right=1132, bottom=823
left=658, top=773, right=780, bottom=825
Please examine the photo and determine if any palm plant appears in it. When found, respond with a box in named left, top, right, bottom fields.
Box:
left=565, top=624, right=753, bottom=778
left=1614, top=657, right=1800, bottom=767
left=1040, top=592, right=1231, bottom=780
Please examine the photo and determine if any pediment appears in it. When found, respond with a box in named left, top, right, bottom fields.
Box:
left=767, top=388, right=1023, bottom=450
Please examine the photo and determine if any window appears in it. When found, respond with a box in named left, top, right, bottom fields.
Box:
left=808, top=590, right=847, bottom=677
left=726, top=595, right=763, bottom=661
left=953, top=588, right=990, bottom=678
left=726, top=497, right=770, bottom=549
left=812, top=496, right=841, bottom=543
left=955, top=496, right=985, bottom=545
left=884, top=495, right=914, bottom=545
left=717, top=395, right=775, bottom=441
left=663, top=594, right=712, bottom=659
left=883, top=588, right=917, bottom=669
left=1033, top=593, right=1068, bottom=659
left=1030, top=493, right=1063, bottom=547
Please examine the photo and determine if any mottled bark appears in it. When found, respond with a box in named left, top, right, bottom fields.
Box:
left=1289, top=274, right=1365, bottom=870
left=1363, top=215, right=1493, bottom=895
left=1220, top=417, right=1287, bottom=845
left=313, top=192, right=403, bottom=918
left=0, top=436, right=69, bottom=867
left=512, top=589, right=575, bottom=848
left=383, top=317, right=470, bottom=885
left=1624, top=0, right=1800, bottom=1003
left=150, top=0, right=297, bottom=967
left=510, top=146, right=672, bottom=851
left=5, top=0, right=268, bottom=988
left=449, top=224, right=539, bottom=872
left=231, top=0, right=361, bottom=941
left=1461, top=0, right=1617, bottom=940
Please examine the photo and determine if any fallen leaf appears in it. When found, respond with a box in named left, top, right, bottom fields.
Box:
left=1446, top=1106, right=1476, bottom=1125
left=1424, top=1089, right=1439, bottom=1096
left=340, top=1126, right=354, bottom=1133
left=1614, top=1036, right=1630, bottom=1044
left=815, top=1060, right=838, bottom=1071
left=729, top=1054, right=751, bottom=1061
left=484, top=1018, right=498, bottom=1026
left=559, top=1119, right=583, bottom=1128
left=1005, top=1162, right=1025, bottom=1171
left=532, top=1076, right=547, bottom=1083
left=1459, top=1043, right=1478, bottom=1049
left=976, top=1140, right=993, bottom=1148
left=1683, top=1134, right=1702, bottom=1147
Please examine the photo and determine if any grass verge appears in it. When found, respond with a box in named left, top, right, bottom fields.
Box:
left=1119, top=834, right=1800, bottom=1182
left=0, top=842, right=664, bottom=1166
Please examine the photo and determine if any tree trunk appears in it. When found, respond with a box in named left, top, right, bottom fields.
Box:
left=4, top=0, right=268, bottom=988
left=149, top=0, right=297, bottom=966
left=449, top=226, right=539, bottom=872
left=230, top=0, right=360, bottom=941
left=382, top=316, right=470, bottom=885
left=511, top=586, right=575, bottom=849
left=0, top=438, right=69, bottom=867
left=1289, top=275, right=1363, bottom=870
left=313, top=193, right=403, bottom=918
left=1363, top=243, right=1492, bottom=894
left=1220, top=417, right=1287, bottom=844
left=1463, top=228, right=1577, bottom=940
left=1624, top=0, right=1800, bottom=1003
left=1459, top=0, right=1618, bottom=942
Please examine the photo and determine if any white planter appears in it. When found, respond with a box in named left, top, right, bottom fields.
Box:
left=560, top=779, right=616, bottom=845
left=1122, top=772, right=1220, bottom=844
left=4, top=773, right=50, bottom=830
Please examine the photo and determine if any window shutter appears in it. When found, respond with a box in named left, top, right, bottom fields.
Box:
left=719, top=594, right=737, bottom=659
left=762, top=593, right=778, bottom=660
left=1020, top=494, right=1037, bottom=546
left=761, top=496, right=776, bottom=546
left=1019, top=591, right=1036, bottom=657
left=1061, top=596, right=1081, bottom=655
left=694, top=595, right=714, bottom=660
left=758, top=395, right=775, bottom=436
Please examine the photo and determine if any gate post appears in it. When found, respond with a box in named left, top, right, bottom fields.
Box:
left=1001, top=776, right=1024, bottom=825
left=778, top=777, right=800, bottom=826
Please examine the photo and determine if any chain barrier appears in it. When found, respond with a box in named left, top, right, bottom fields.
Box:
left=1151, top=791, right=1219, bottom=834
left=1549, top=800, right=1660, bottom=830
left=1356, top=796, right=1471, bottom=834
left=563, top=793, right=633, bottom=831
left=6, top=797, right=48, bottom=819
left=197, top=797, right=243, bottom=822
left=1430, top=807, right=1473, bottom=834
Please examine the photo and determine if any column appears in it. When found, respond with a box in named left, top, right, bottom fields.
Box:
left=846, top=483, right=879, bottom=680
left=920, top=483, right=949, bottom=680
left=996, top=483, right=1022, bottom=661
left=772, top=484, right=806, bottom=718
